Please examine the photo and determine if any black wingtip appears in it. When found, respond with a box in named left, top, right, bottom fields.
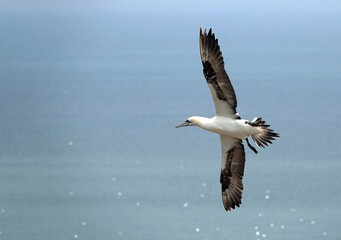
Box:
left=200, top=28, right=214, bottom=37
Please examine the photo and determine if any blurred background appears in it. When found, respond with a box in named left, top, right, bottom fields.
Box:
left=0, top=0, right=340, bottom=239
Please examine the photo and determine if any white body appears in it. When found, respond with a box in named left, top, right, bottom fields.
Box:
left=191, top=116, right=262, bottom=140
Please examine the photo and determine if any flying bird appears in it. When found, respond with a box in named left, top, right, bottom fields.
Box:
left=176, top=28, right=279, bottom=211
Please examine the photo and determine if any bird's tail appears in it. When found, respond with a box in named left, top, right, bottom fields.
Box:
left=250, top=117, right=279, bottom=148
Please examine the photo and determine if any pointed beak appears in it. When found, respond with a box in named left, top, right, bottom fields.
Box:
left=175, top=121, right=190, bottom=128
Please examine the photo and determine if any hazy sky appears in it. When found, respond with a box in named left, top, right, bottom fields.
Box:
left=1, top=0, right=340, bottom=65
left=2, top=0, right=341, bottom=17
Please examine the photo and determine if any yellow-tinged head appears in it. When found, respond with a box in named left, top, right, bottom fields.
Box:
left=175, top=116, right=201, bottom=128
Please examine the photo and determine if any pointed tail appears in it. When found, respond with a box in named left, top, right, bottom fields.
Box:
left=250, top=117, right=279, bottom=148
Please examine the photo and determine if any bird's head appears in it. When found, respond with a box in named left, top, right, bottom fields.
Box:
left=175, top=116, right=200, bottom=128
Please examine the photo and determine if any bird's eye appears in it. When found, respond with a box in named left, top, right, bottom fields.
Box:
left=186, top=120, right=191, bottom=123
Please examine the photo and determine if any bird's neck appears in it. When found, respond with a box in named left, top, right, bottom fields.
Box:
left=194, top=116, right=214, bottom=129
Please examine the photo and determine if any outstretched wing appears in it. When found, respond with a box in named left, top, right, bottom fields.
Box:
left=200, top=28, right=238, bottom=117
left=219, top=135, right=246, bottom=211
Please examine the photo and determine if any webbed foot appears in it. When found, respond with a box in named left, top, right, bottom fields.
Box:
left=246, top=138, right=258, bottom=154
left=245, top=121, right=259, bottom=127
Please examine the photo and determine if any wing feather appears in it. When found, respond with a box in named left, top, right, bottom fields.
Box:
left=219, top=135, right=246, bottom=211
left=200, top=28, right=238, bottom=117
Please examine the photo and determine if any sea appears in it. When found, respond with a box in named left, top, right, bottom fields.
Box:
left=0, top=5, right=340, bottom=240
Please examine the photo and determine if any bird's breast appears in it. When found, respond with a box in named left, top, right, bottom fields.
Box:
left=202, top=118, right=250, bottom=139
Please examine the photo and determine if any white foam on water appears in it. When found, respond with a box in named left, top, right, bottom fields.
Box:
left=73, top=234, right=78, bottom=239
left=183, top=202, right=189, bottom=208
left=195, top=228, right=200, bottom=232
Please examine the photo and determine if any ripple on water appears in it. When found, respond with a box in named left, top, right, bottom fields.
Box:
left=289, top=208, right=296, bottom=212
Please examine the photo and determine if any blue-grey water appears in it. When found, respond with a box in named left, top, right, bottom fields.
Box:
left=1, top=2, right=341, bottom=240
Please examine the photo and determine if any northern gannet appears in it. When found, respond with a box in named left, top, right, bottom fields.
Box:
left=176, top=28, right=279, bottom=211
